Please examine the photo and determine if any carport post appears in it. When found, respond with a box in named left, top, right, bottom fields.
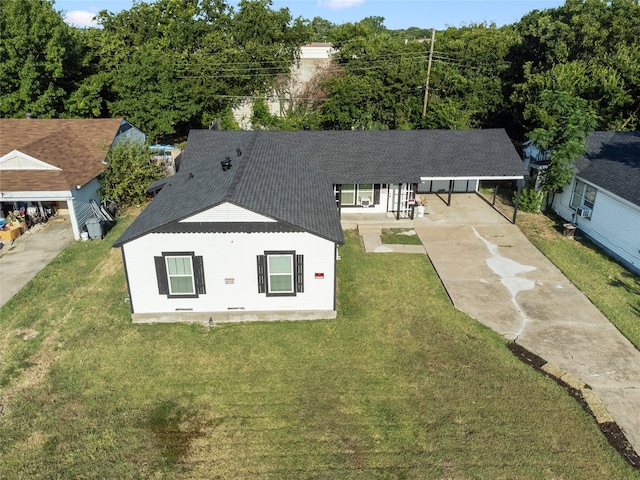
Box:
left=512, top=179, right=524, bottom=224
left=396, top=183, right=402, bottom=220
left=492, top=183, right=498, bottom=206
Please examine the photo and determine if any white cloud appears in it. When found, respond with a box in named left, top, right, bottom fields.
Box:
left=64, top=10, right=99, bottom=28
left=317, top=0, right=365, bottom=10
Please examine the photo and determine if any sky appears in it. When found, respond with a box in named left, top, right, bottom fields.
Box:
left=55, top=0, right=566, bottom=30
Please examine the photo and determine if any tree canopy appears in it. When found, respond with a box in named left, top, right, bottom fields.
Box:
left=1, top=0, right=638, bottom=142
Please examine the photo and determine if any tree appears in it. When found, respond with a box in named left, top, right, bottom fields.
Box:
left=0, top=0, right=83, bottom=117
left=525, top=90, right=596, bottom=206
left=509, top=0, right=640, bottom=132
left=99, top=140, right=163, bottom=208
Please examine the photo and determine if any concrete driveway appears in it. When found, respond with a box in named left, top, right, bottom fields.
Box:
left=346, top=193, right=640, bottom=458
left=0, top=219, right=74, bottom=307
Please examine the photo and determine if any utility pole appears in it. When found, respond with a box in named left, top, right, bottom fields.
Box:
left=422, top=29, right=436, bottom=118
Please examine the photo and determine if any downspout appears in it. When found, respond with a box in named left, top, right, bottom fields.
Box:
left=396, top=183, right=402, bottom=220
left=336, top=184, right=342, bottom=216
left=447, top=179, right=453, bottom=206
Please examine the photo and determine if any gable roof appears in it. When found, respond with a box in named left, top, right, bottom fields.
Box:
left=114, top=130, right=345, bottom=246
left=0, top=118, right=127, bottom=192
left=576, top=131, right=640, bottom=207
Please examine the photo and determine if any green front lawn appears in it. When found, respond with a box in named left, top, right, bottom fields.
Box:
left=0, top=217, right=637, bottom=478
left=380, top=227, right=423, bottom=245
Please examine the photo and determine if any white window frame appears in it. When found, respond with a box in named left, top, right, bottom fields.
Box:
left=340, top=184, right=356, bottom=206
left=358, top=183, right=374, bottom=205
left=165, top=255, right=195, bottom=296
left=266, top=252, right=294, bottom=295
left=570, top=179, right=597, bottom=210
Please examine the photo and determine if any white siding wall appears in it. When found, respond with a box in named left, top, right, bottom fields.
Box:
left=553, top=179, right=640, bottom=274
left=122, top=231, right=337, bottom=315
left=182, top=203, right=275, bottom=223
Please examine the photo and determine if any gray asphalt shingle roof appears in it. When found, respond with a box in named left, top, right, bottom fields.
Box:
left=268, top=129, right=525, bottom=183
left=115, top=128, right=525, bottom=246
left=114, top=130, right=344, bottom=246
left=576, top=131, right=640, bottom=207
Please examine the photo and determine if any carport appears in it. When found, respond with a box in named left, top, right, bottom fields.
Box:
left=419, top=175, right=525, bottom=224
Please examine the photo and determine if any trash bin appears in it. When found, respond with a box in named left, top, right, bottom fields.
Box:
left=417, top=206, right=425, bottom=218
left=85, top=217, right=103, bottom=239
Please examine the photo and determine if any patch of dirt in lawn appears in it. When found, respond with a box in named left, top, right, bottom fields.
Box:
left=508, top=342, right=640, bottom=470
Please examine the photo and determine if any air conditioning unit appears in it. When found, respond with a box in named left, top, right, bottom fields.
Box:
left=576, top=207, right=592, bottom=218
left=361, top=198, right=371, bottom=207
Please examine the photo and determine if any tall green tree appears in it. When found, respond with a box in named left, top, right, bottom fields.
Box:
left=82, top=0, right=311, bottom=139
left=525, top=90, right=596, bottom=205
left=0, top=0, right=83, bottom=117
left=510, top=0, right=640, bottom=132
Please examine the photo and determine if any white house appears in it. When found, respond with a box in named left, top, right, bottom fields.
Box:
left=114, top=129, right=526, bottom=324
left=114, top=130, right=345, bottom=324
left=551, top=131, right=640, bottom=275
left=0, top=118, right=145, bottom=240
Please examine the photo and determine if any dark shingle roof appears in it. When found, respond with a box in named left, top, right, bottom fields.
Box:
left=268, top=129, right=525, bottom=183
left=576, top=131, right=640, bottom=207
left=114, top=130, right=344, bottom=246
left=115, top=128, right=525, bottom=246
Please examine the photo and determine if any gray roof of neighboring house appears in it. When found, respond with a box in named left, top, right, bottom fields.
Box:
left=114, top=130, right=345, bottom=246
left=114, top=128, right=525, bottom=247
left=576, top=131, right=640, bottom=207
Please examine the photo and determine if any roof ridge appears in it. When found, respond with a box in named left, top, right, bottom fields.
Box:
left=224, top=130, right=258, bottom=201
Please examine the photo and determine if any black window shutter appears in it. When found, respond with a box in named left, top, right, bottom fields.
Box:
left=154, top=256, right=169, bottom=295
left=374, top=184, right=381, bottom=205
left=193, top=256, right=206, bottom=295
left=296, top=254, right=304, bottom=293
left=257, top=255, right=266, bottom=293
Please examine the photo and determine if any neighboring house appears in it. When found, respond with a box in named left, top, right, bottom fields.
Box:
left=114, top=128, right=525, bottom=324
left=0, top=118, right=145, bottom=240
left=114, top=130, right=345, bottom=324
left=551, top=131, right=640, bottom=275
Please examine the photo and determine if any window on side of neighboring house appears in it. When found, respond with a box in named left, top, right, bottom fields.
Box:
left=570, top=179, right=597, bottom=210
left=154, top=252, right=206, bottom=298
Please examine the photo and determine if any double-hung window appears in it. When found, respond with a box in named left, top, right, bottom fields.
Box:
left=257, top=251, right=304, bottom=296
left=154, top=252, right=206, bottom=298
left=570, top=179, right=597, bottom=210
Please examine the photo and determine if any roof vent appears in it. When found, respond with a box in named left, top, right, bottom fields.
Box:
left=221, top=156, right=232, bottom=172
left=236, top=148, right=242, bottom=156
left=188, top=172, right=194, bottom=179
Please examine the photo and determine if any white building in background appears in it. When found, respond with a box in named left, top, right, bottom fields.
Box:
left=233, top=43, right=334, bottom=129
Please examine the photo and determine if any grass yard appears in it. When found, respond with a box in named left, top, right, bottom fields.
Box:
left=0, top=215, right=638, bottom=478
left=517, top=211, right=640, bottom=351
left=380, top=228, right=423, bottom=245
